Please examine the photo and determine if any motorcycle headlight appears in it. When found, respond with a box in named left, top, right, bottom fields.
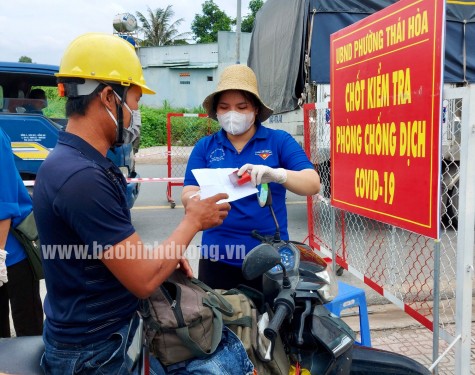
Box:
left=291, top=241, right=339, bottom=302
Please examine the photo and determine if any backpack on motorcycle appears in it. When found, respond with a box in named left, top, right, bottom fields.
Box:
left=216, top=288, right=290, bottom=375
left=141, top=271, right=234, bottom=366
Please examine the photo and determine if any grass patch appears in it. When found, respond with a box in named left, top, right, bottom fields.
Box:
left=43, top=91, right=217, bottom=147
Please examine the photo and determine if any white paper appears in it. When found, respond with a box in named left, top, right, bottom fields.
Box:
left=191, top=168, right=258, bottom=203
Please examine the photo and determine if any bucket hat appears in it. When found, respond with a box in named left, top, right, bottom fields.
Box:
left=203, top=64, right=273, bottom=122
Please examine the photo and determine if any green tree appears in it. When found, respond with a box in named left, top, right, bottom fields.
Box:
left=136, top=5, right=191, bottom=46
left=191, top=0, right=232, bottom=43
left=241, top=0, right=264, bottom=33
left=19, top=56, right=32, bottom=63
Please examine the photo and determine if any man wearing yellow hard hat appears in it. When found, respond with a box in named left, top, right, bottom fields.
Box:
left=33, top=33, right=234, bottom=374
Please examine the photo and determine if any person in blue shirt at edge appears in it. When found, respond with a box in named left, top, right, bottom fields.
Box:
left=181, top=64, right=321, bottom=291
left=0, top=128, right=43, bottom=338
left=33, top=33, right=254, bottom=375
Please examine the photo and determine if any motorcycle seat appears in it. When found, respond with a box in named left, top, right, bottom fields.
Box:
left=0, top=335, right=44, bottom=374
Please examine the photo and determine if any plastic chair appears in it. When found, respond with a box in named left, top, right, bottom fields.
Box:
left=324, top=281, right=371, bottom=346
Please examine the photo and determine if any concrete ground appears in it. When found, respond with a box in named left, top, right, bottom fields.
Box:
left=343, top=302, right=475, bottom=374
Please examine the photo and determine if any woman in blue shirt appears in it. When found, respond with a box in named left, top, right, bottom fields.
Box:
left=182, top=65, right=320, bottom=290
left=0, top=128, right=43, bottom=337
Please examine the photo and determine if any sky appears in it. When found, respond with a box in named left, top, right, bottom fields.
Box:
left=1, top=0, right=251, bottom=65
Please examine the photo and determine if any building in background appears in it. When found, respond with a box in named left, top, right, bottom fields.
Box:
left=138, top=31, right=251, bottom=110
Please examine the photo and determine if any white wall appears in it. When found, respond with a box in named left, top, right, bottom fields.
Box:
left=138, top=32, right=251, bottom=110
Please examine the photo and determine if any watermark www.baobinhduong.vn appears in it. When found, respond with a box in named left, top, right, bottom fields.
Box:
left=41, top=242, right=246, bottom=261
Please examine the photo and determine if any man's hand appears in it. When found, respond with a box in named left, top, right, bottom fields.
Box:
left=0, top=249, right=8, bottom=287
left=238, top=164, right=287, bottom=186
left=185, top=193, right=231, bottom=231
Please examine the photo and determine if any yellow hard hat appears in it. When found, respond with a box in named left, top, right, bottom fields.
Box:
left=56, top=32, right=155, bottom=95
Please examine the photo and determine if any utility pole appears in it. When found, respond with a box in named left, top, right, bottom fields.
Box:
left=236, top=0, right=242, bottom=64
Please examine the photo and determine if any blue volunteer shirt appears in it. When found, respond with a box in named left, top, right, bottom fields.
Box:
left=184, top=123, right=314, bottom=266
left=33, top=131, right=137, bottom=344
left=0, top=128, right=30, bottom=267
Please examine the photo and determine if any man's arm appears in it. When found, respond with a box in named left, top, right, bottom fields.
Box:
left=181, top=185, right=201, bottom=208
left=102, top=193, right=230, bottom=298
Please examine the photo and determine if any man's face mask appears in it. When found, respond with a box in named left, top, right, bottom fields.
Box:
left=104, top=90, right=141, bottom=145
left=217, top=110, right=254, bottom=135
left=123, top=103, right=142, bottom=144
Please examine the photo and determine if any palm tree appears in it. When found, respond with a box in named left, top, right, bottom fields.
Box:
left=136, top=5, right=191, bottom=46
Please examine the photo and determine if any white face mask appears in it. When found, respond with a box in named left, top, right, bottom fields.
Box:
left=104, top=90, right=141, bottom=145
left=217, top=111, right=254, bottom=136
left=123, top=103, right=142, bottom=144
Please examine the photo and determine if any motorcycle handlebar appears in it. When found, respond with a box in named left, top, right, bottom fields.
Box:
left=264, top=304, right=290, bottom=342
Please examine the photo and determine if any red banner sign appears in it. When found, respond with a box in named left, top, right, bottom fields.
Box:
left=330, top=0, right=444, bottom=239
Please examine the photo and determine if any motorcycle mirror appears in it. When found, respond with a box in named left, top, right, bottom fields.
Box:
left=242, top=243, right=281, bottom=280
left=257, top=183, right=272, bottom=208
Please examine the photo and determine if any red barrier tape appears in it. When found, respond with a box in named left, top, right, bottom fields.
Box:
left=23, top=177, right=184, bottom=187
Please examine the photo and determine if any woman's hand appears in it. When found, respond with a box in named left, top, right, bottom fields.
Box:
left=238, top=164, right=287, bottom=186
left=238, top=164, right=320, bottom=196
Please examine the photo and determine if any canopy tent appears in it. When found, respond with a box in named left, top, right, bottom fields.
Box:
left=248, top=0, right=475, bottom=114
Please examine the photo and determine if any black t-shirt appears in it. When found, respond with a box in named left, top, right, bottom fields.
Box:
left=33, top=131, right=137, bottom=344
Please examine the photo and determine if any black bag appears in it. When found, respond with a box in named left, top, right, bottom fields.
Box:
left=10, top=211, right=44, bottom=280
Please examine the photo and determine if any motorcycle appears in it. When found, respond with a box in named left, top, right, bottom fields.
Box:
left=240, top=183, right=431, bottom=375
left=0, top=184, right=430, bottom=375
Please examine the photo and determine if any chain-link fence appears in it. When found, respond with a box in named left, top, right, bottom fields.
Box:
left=303, top=85, right=474, bottom=368
left=165, top=113, right=219, bottom=207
